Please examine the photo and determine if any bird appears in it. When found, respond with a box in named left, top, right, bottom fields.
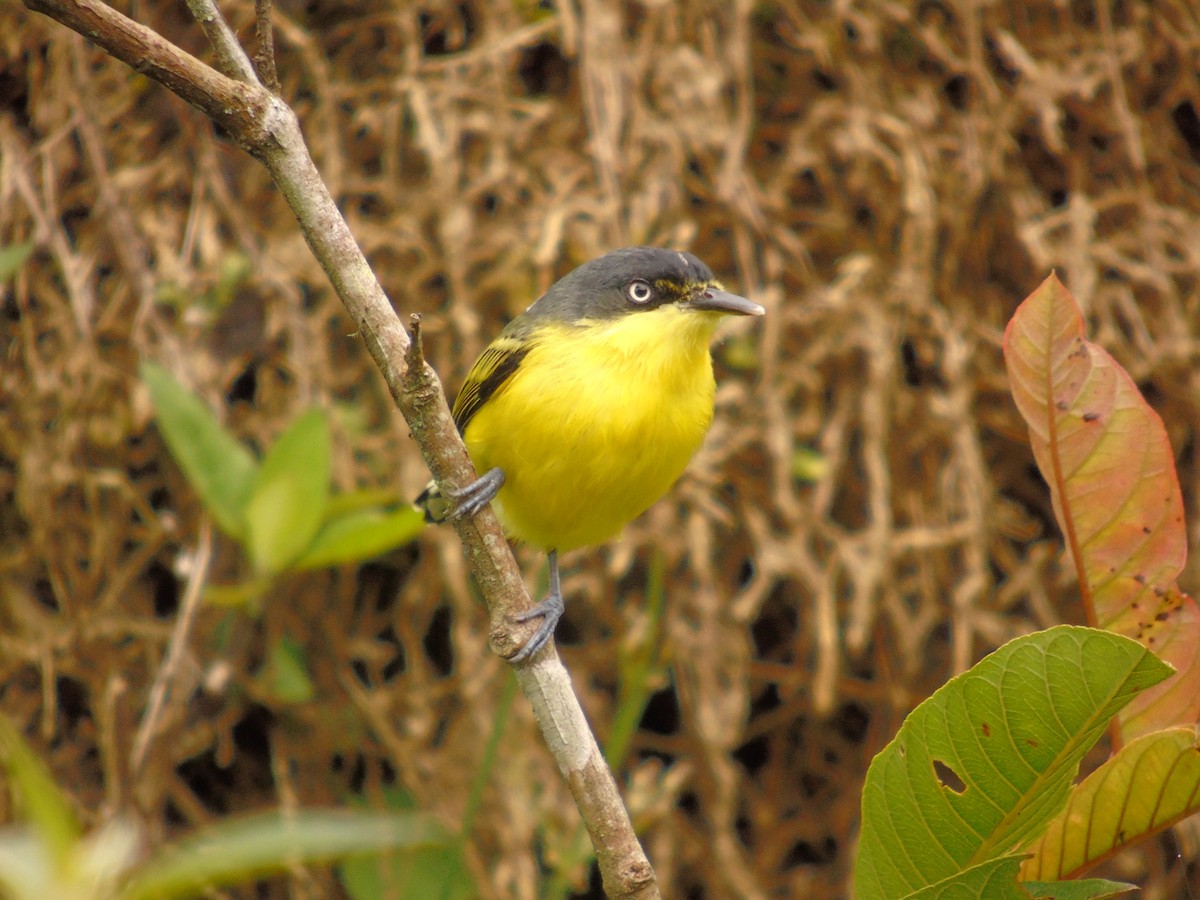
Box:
left=421, top=246, right=764, bottom=662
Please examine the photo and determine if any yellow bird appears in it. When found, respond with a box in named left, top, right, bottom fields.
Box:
left=424, top=246, right=763, bottom=661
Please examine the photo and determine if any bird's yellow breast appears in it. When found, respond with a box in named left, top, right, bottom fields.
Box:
left=462, top=304, right=722, bottom=552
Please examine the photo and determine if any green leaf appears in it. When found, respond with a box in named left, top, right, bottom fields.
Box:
left=339, top=790, right=475, bottom=900
left=293, top=505, right=424, bottom=571
left=340, top=843, right=474, bottom=900
left=1003, top=274, right=1200, bottom=738
left=203, top=577, right=271, bottom=609
left=321, top=488, right=405, bottom=521
left=209, top=252, right=252, bottom=310
left=903, top=856, right=1029, bottom=899
left=0, top=716, right=80, bottom=870
left=118, top=811, right=446, bottom=900
left=244, top=409, right=331, bottom=575
left=0, top=243, right=34, bottom=282
left=609, top=551, right=668, bottom=768
left=1022, top=879, right=1137, bottom=899
left=261, top=637, right=315, bottom=704
left=791, top=445, right=829, bottom=483
left=141, top=362, right=258, bottom=540
left=1020, top=727, right=1200, bottom=880
left=853, top=626, right=1172, bottom=900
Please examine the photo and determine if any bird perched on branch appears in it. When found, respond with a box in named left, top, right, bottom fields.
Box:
left=420, top=246, right=764, bottom=662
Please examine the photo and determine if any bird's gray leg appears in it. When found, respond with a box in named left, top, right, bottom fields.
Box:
left=509, top=549, right=564, bottom=663
left=447, top=467, right=505, bottom=521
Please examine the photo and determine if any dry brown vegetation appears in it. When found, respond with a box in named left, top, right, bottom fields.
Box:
left=2, top=0, right=1200, bottom=897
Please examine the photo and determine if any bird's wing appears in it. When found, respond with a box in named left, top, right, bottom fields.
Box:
left=452, top=335, right=531, bottom=434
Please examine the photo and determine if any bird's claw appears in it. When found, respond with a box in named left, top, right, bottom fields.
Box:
left=508, top=591, right=565, bottom=663
left=447, top=467, right=505, bottom=521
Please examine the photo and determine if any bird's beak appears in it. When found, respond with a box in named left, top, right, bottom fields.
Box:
left=685, top=286, right=765, bottom=317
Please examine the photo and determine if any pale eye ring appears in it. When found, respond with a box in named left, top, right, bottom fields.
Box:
left=627, top=280, right=653, bottom=304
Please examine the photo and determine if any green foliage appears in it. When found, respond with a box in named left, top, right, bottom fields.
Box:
left=210, top=252, right=253, bottom=310
left=121, top=811, right=445, bottom=900
left=857, top=274, right=1200, bottom=898
left=1021, top=727, right=1200, bottom=881
left=790, top=445, right=828, bottom=484
left=339, top=788, right=476, bottom=900
left=854, top=627, right=1163, bottom=899
left=1022, top=879, right=1137, bottom=899
left=244, top=409, right=331, bottom=574
left=260, top=636, right=316, bottom=704
left=142, top=362, right=257, bottom=540
left=0, top=716, right=444, bottom=900
left=609, top=550, right=669, bottom=769
left=900, top=856, right=1029, bottom=899
left=295, top=504, right=426, bottom=571
left=154, top=252, right=251, bottom=311
left=0, top=716, right=83, bottom=878
left=341, top=843, right=474, bottom=900
left=141, top=363, right=424, bottom=596
left=0, top=243, right=33, bottom=283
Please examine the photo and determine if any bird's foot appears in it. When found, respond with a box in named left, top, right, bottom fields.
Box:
left=508, top=589, right=565, bottom=663
left=446, top=467, right=505, bottom=521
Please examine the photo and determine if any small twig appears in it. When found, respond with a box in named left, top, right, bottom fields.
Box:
left=25, top=0, right=271, bottom=151
left=130, top=518, right=214, bottom=776
left=253, top=0, right=280, bottom=94
left=67, top=39, right=159, bottom=334
left=99, top=674, right=133, bottom=815
left=401, top=315, right=539, bottom=649
left=5, top=129, right=96, bottom=339
left=183, top=0, right=259, bottom=84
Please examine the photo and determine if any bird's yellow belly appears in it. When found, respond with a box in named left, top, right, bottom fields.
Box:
left=462, top=314, right=717, bottom=552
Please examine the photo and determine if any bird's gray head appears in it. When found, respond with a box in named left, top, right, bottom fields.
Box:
left=523, top=247, right=762, bottom=324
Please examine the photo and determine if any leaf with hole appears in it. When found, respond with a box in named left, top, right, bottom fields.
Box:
left=853, top=626, right=1171, bottom=900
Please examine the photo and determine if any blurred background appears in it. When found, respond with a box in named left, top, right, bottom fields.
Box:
left=2, top=1, right=1199, bottom=896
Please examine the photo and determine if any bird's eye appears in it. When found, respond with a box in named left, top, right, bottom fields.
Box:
left=627, top=280, right=653, bottom=304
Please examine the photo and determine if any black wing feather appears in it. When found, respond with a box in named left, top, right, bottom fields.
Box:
left=452, top=337, right=530, bottom=434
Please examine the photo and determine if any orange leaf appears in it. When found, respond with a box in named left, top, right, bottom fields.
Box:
left=1003, top=274, right=1200, bottom=738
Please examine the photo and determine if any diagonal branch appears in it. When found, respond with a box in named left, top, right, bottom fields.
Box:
left=22, top=0, right=659, bottom=895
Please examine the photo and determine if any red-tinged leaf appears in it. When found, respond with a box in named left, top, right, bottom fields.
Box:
left=1121, top=587, right=1200, bottom=738
left=1003, top=274, right=1200, bottom=737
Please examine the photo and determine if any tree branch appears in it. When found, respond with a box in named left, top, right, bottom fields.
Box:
left=183, top=0, right=258, bottom=84
left=22, top=0, right=658, bottom=895
left=252, top=0, right=280, bottom=93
